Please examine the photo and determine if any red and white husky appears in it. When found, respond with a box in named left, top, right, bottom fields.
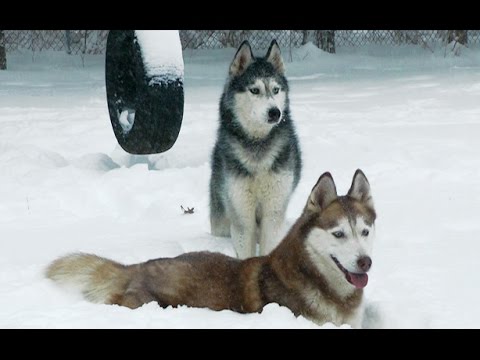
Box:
left=46, top=169, right=376, bottom=327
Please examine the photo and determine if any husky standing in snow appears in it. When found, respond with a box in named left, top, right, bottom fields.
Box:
left=209, top=40, right=302, bottom=259
left=46, top=170, right=376, bottom=328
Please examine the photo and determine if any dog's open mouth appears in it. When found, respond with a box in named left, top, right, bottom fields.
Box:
left=331, top=256, right=368, bottom=289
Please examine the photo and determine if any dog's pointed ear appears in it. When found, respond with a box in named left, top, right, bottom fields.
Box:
left=230, top=41, right=254, bottom=77
left=265, top=40, right=285, bottom=74
left=306, top=172, right=338, bottom=212
left=348, top=169, right=374, bottom=209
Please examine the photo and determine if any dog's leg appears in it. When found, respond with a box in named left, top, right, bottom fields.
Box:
left=230, top=220, right=256, bottom=259
left=210, top=192, right=231, bottom=237
left=210, top=169, right=231, bottom=237
left=259, top=203, right=287, bottom=255
left=229, top=201, right=257, bottom=259
left=226, top=179, right=257, bottom=259
left=258, top=172, right=293, bottom=255
left=211, top=215, right=231, bottom=237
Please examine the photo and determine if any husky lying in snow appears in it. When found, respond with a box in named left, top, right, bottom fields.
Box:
left=46, top=170, right=376, bottom=328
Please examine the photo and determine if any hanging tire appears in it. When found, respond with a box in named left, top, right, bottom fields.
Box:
left=105, top=30, right=184, bottom=154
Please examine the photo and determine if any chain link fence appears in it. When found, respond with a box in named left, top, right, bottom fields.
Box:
left=180, top=30, right=480, bottom=50
left=1, top=30, right=479, bottom=55
left=0, top=30, right=109, bottom=54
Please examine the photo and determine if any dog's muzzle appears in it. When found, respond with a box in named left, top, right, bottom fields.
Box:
left=267, top=107, right=281, bottom=124
left=331, top=256, right=370, bottom=289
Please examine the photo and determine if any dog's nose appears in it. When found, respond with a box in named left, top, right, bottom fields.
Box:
left=267, top=107, right=281, bottom=123
left=357, top=256, right=372, bottom=272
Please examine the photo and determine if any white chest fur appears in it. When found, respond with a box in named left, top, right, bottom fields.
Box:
left=223, top=137, right=295, bottom=257
left=230, top=136, right=286, bottom=175
left=227, top=170, right=294, bottom=204
left=304, top=287, right=364, bottom=328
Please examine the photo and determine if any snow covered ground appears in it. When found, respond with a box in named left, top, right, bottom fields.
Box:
left=1, top=43, right=480, bottom=328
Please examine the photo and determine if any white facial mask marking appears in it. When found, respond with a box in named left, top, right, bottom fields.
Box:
left=233, top=78, right=286, bottom=139
left=306, top=218, right=374, bottom=274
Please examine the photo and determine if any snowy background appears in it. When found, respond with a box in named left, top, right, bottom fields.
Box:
left=1, top=43, right=479, bottom=328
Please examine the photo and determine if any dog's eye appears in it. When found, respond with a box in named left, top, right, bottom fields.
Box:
left=249, top=88, right=260, bottom=95
left=272, top=87, right=280, bottom=95
left=332, top=231, right=345, bottom=239
left=361, top=229, right=369, bottom=237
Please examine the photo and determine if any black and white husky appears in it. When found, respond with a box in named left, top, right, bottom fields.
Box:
left=210, top=40, right=302, bottom=259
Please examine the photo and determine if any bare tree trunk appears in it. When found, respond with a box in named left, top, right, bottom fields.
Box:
left=302, top=30, right=316, bottom=45
left=220, top=30, right=235, bottom=47
left=0, top=30, right=6, bottom=70
left=301, top=30, right=336, bottom=53
left=83, top=30, right=88, bottom=54
left=447, top=30, right=468, bottom=45
left=65, top=30, right=72, bottom=54
left=318, top=30, right=336, bottom=53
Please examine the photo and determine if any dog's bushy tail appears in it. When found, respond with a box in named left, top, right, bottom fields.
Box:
left=46, top=253, right=131, bottom=305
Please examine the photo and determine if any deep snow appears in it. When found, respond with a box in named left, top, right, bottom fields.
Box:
left=1, top=43, right=480, bottom=328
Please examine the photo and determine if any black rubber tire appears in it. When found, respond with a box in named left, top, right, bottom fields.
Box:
left=105, top=30, right=184, bottom=154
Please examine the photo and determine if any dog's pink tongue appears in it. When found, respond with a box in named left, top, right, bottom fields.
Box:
left=347, top=273, right=368, bottom=288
